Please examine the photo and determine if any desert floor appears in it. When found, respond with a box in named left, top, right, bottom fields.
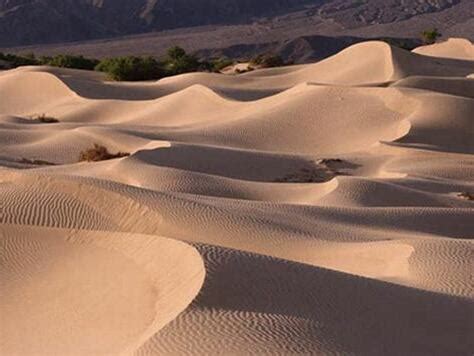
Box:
left=1, top=38, right=473, bottom=355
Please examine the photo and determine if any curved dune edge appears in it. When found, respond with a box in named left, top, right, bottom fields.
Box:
left=1, top=40, right=473, bottom=107
left=0, top=224, right=205, bottom=355
left=1, top=170, right=472, bottom=298
left=135, top=244, right=473, bottom=356
left=413, top=38, right=474, bottom=60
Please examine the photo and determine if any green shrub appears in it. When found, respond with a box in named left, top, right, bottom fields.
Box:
left=421, top=28, right=442, bottom=45
left=42, top=54, right=99, bottom=70
left=251, top=54, right=285, bottom=68
left=95, top=56, right=163, bottom=81
left=211, top=57, right=234, bottom=72
left=0, top=52, right=39, bottom=67
left=164, top=46, right=200, bottom=75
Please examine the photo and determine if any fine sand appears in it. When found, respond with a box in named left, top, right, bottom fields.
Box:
left=1, top=39, right=473, bottom=355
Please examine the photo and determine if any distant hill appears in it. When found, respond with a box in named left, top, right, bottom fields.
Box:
left=195, top=35, right=422, bottom=64
left=1, top=0, right=472, bottom=48
left=0, top=0, right=317, bottom=46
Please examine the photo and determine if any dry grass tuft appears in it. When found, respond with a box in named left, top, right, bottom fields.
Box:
left=30, top=114, right=60, bottom=123
left=457, top=192, right=474, bottom=201
left=274, top=167, right=333, bottom=183
left=274, top=159, right=352, bottom=183
left=19, top=158, right=56, bottom=166
left=79, top=144, right=130, bottom=162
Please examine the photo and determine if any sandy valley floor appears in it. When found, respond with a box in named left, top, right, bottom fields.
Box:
left=1, top=38, right=473, bottom=355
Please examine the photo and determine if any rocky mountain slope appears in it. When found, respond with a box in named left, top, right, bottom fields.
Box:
left=0, top=0, right=471, bottom=47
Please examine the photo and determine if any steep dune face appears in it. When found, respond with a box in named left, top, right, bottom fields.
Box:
left=1, top=40, right=473, bottom=355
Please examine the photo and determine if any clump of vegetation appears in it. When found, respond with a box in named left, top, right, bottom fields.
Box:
left=209, top=57, right=234, bottom=72
left=421, top=28, right=442, bottom=45
left=251, top=54, right=285, bottom=68
left=95, top=56, right=163, bottom=81
left=95, top=47, right=210, bottom=81
left=164, top=46, right=201, bottom=75
left=41, top=54, right=100, bottom=70
left=274, top=167, right=334, bottom=183
left=1, top=46, right=290, bottom=80
left=274, top=159, right=352, bottom=183
left=457, top=192, right=474, bottom=201
left=19, top=158, right=56, bottom=166
left=30, top=114, right=59, bottom=123
left=235, top=66, right=255, bottom=74
left=0, top=52, right=38, bottom=68
left=79, top=144, right=130, bottom=162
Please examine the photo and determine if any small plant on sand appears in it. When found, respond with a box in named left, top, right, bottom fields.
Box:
left=30, top=114, right=59, bottom=123
left=95, top=56, right=163, bottom=81
left=457, top=192, right=474, bottom=201
left=42, top=54, right=100, bottom=70
left=251, top=54, right=285, bottom=68
left=164, top=46, right=201, bottom=75
left=19, top=158, right=56, bottom=166
left=78, top=144, right=130, bottom=162
left=274, top=159, right=351, bottom=183
left=235, top=66, right=255, bottom=74
left=421, top=28, right=442, bottom=45
left=210, top=57, right=234, bottom=72
left=274, top=167, right=334, bottom=183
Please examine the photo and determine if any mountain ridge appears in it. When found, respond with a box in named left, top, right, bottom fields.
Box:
left=1, top=0, right=472, bottom=48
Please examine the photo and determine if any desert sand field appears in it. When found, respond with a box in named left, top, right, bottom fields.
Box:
left=1, top=39, right=473, bottom=355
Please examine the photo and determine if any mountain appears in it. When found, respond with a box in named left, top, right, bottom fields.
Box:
left=0, top=0, right=472, bottom=48
left=0, top=0, right=317, bottom=46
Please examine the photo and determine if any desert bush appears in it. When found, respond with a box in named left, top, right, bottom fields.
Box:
left=421, top=28, right=442, bottom=45
left=164, top=46, right=201, bottom=75
left=42, top=54, right=99, bottom=70
left=274, top=159, right=350, bottom=183
left=458, top=192, right=473, bottom=201
left=251, top=54, right=285, bottom=68
left=95, top=56, right=163, bottom=81
left=0, top=52, right=39, bottom=67
left=235, top=67, right=255, bottom=74
left=30, top=114, right=59, bottom=123
left=79, top=144, right=130, bottom=162
left=19, top=158, right=56, bottom=166
left=274, top=167, right=333, bottom=183
left=210, top=57, right=234, bottom=72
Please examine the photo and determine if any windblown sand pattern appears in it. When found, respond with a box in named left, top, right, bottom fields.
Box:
left=1, top=39, right=473, bottom=355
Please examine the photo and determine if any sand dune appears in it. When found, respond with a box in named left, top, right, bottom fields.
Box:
left=1, top=40, right=473, bottom=355
left=413, top=38, right=474, bottom=60
left=1, top=225, right=205, bottom=355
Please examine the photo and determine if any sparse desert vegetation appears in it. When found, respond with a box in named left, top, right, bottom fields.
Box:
left=1, top=46, right=289, bottom=81
left=421, top=28, right=442, bottom=45
left=274, top=159, right=352, bottom=183
left=95, top=56, right=164, bottom=81
left=251, top=54, right=285, bottom=68
left=78, top=144, right=130, bottom=162
left=457, top=192, right=474, bottom=201
left=30, top=114, right=59, bottom=123
left=18, top=158, right=56, bottom=166
left=41, top=54, right=100, bottom=70
left=96, top=47, right=216, bottom=80
left=274, top=167, right=334, bottom=183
